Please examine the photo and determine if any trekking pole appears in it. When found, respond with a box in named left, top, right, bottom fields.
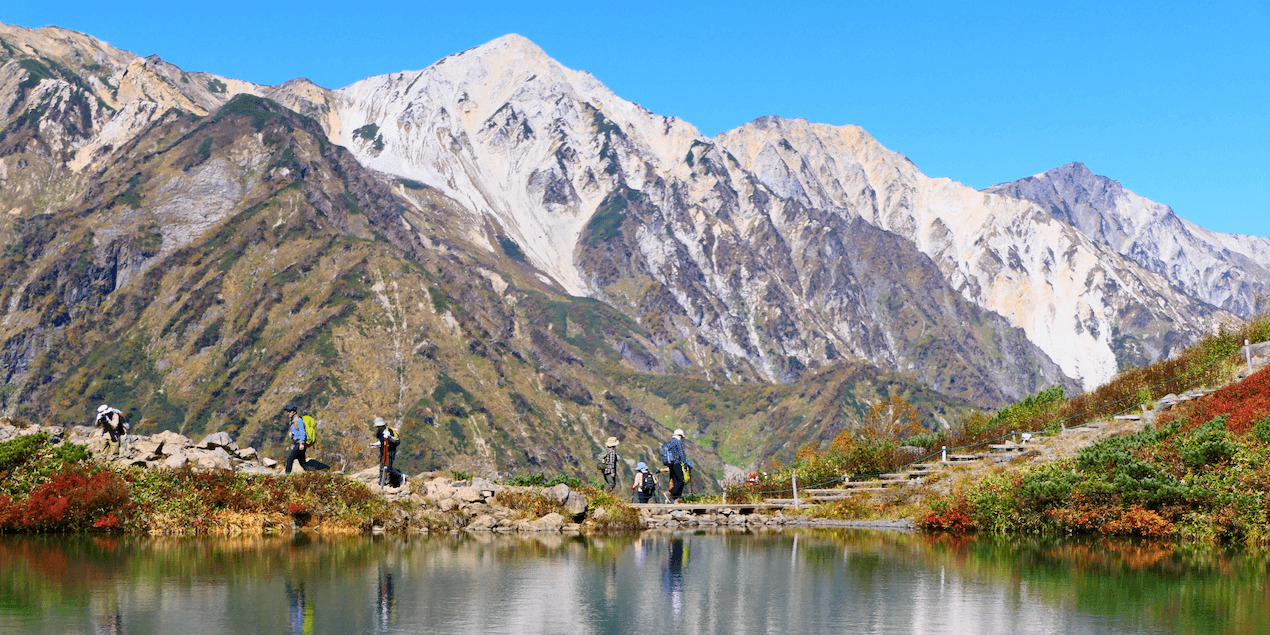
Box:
left=379, top=442, right=389, bottom=488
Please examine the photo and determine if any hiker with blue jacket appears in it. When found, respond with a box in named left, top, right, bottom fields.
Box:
left=661, top=428, right=691, bottom=503
left=283, top=404, right=307, bottom=474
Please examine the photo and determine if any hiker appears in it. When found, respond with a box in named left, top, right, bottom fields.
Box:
left=94, top=404, right=129, bottom=457
left=599, top=436, right=620, bottom=492
left=283, top=404, right=307, bottom=474
left=371, top=417, right=401, bottom=486
left=660, top=428, right=692, bottom=503
left=631, top=462, right=657, bottom=503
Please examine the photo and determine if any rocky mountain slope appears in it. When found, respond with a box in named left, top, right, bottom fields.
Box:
left=315, top=35, right=1238, bottom=391
left=0, top=23, right=1255, bottom=478
left=986, top=162, right=1270, bottom=318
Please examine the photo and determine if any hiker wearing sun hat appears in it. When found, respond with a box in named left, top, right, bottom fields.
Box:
left=598, top=436, right=621, bottom=492
left=94, top=404, right=129, bottom=457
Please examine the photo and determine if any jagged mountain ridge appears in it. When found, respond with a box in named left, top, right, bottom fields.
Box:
left=0, top=23, right=984, bottom=479
left=0, top=22, right=1253, bottom=456
left=985, top=162, right=1270, bottom=318
left=318, top=35, right=1238, bottom=390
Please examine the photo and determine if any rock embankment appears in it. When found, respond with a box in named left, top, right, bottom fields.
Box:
left=0, top=422, right=281, bottom=472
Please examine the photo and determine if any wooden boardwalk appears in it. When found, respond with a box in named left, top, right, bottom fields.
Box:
left=630, top=502, right=787, bottom=512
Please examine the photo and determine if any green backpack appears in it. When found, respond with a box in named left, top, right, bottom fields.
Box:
left=302, top=415, right=317, bottom=446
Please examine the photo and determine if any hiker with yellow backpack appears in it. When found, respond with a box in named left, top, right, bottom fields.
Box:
left=282, top=404, right=317, bottom=475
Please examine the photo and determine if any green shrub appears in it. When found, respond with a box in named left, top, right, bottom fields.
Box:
left=1178, top=416, right=1236, bottom=467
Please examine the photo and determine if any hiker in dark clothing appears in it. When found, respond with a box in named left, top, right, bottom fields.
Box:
left=283, top=404, right=307, bottom=474
left=631, top=462, right=657, bottom=503
left=600, top=436, right=620, bottom=492
left=662, top=428, right=691, bottom=502
left=371, top=417, right=401, bottom=486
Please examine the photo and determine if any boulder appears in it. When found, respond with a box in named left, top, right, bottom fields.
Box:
left=592, top=507, right=611, bottom=523
left=236, top=447, right=257, bottom=460
left=519, top=512, right=566, bottom=532
left=164, top=453, right=189, bottom=469
left=563, top=491, right=588, bottom=518
left=471, top=476, right=502, bottom=497
left=438, top=498, right=459, bottom=512
left=455, top=486, right=483, bottom=503
left=197, top=432, right=237, bottom=452
left=152, top=430, right=194, bottom=450
left=546, top=483, right=571, bottom=504
left=131, top=438, right=164, bottom=460
left=466, top=514, right=497, bottom=531
left=193, top=448, right=233, bottom=470
left=261, top=458, right=278, bottom=468
left=238, top=465, right=275, bottom=475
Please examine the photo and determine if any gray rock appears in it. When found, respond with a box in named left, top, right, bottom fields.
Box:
left=455, top=486, right=483, bottom=503
left=197, top=432, right=237, bottom=452
left=164, top=453, right=189, bottom=469
left=438, top=498, right=459, bottom=512
left=152, top=430, right=194, bottom=449
left=131, top=438, right=164, bottom=460
left=466, top=514, right=497, bottom=531
left=236, top=447, right=257, bottom=460
left=471, top=476, right=501, bottom=494
left=524, top=512, right=566, bottom=532
left=261, top=458, right=278, bottom=468
left=563, top=491, right=588, bottom=518
left=546, top=483, right=571, bottom=504
left=194, top=448, right=233, bottom=470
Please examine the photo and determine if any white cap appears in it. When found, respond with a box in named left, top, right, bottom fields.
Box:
left=373, top=417, right=386, bottom=427
left=97, top=404, right=110, bottom=414
left=673, top=428, right=684, bottom=438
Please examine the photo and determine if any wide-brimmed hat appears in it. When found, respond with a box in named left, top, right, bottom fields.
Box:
left=673, top=428, right=684, bottom=438
left=373, top=417, right=386, bottom=427
left=97, top=404, right=110, bottom=414
left=636, top=462, right=648, bottom=472
left=605, top=436, right=619, bottom=447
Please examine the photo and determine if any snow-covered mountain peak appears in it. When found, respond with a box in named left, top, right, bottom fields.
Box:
left=329, top=34, right=707, bottom=295
left=988, top=164, right=1270, bottom=317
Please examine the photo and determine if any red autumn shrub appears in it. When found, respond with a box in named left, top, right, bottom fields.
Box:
left=1171, top=366, right=1270, bottom=434
left=0, top=466, right=130, bottom=532
left=919, top=498, right=976, bottom=533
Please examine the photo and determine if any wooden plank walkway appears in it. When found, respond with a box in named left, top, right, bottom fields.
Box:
left=629, top=503, right=788, bottom=512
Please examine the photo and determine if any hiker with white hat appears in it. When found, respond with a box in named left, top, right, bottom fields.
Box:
left=659, top=428, right=691, bottom=503
left=93, top=404, right=129, bottom=458
left=371, top=417, right=402, bottom=487
left=598, top=436, right=621, bottom=492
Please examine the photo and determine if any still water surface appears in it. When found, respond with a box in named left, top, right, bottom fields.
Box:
left=0, top=529, right=1263, bottom=634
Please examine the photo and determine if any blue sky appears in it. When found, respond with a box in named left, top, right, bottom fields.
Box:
left=7, top=1, right=1269, bottom=237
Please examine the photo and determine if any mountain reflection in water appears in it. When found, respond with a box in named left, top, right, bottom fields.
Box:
left=0, top=529, right=1262, bottom=634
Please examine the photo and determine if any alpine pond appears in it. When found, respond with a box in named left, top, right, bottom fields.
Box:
left=0, top=530, right=1263, bottom=634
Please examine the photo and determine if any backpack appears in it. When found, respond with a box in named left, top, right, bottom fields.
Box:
left=302, top=415, right=317, bottom=446
left=659, top=441, right=675, bottom=466
left=641, top=471, right=656, bottom=494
